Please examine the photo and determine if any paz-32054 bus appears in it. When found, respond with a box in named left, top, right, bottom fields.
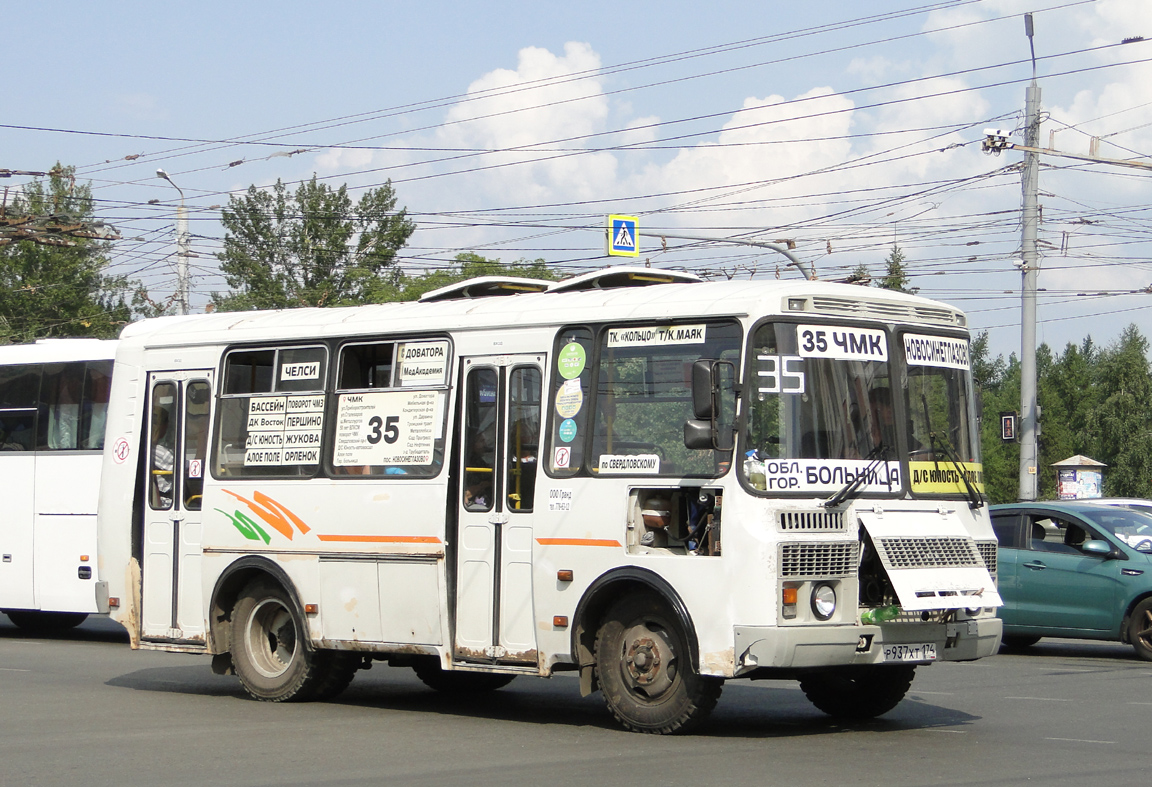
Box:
left=96, top=267, right=1001, bottom=733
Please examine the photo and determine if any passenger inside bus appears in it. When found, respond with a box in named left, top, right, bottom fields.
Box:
left=0, top=413, right=34, bottom=450
left=463, top=429, right=494, bottom=510
left=150, top=406, right=175, bottom=509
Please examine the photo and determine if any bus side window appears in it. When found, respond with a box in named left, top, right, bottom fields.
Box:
left=463, top=368, right=498, bottom=511
left=183, top=381, right=211, bottom=511
left=81, top=360, right=113, bottom=450
left=215, top=346, right=325, bottom=479
left=339, top=343, right=393, bottom=389
left=0, top=364, right=40, bottom=451
left=548, top=328, right=594, bottom=476
left=507, top=366, right=541, bottom=511
left=41, top=362, right=86, bottom=450
left=150, top=383, right=178, bottom=510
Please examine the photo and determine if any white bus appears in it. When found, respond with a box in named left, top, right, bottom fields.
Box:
left=0, top=339, right=116, bottom=630
left=96, top=268, right=1001, bottom=733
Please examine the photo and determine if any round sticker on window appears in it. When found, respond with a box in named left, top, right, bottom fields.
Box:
left=558, top=418, right=578, bottom=442
left=557, top=342, right=586, bottom=380
left=555, top=378, right=583, bottom=418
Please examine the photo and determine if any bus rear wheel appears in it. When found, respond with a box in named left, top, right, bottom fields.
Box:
left=594, top=593, right=722, bottom=734
left=799, top=664, right=916, bottom=719
left=3, top=611, right=88, bottom=631
left=231, top=579, right=353, bottom=702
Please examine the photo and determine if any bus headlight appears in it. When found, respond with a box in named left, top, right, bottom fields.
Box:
left=811, top=583, right=837, bottom=621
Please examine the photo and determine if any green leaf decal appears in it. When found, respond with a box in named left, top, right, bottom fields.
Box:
left=217, top=508, right=271, bottom=544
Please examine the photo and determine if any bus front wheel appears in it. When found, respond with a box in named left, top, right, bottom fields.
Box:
left=231, top=579, right=354, bottom=702
left=594, top=593, right=722, bottom=734
left=799, top=664, right=915, bottom=719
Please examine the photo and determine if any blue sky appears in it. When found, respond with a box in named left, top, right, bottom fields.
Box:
left=4, top=0, right=1151, bottom=359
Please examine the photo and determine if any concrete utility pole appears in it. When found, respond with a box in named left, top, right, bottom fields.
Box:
left=1017, top=13, right=1042, bottom=501
left=981, top=28, right=1149, bottom=502
left=156, top=169, right=190, bottom=315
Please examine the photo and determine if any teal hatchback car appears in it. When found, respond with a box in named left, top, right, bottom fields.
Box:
left=990, top=501, right=1152, bottom=660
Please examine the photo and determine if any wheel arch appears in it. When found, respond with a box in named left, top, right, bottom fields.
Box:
left=570, top=567, right=699, bottom=696
left=208, top=556, right=310, bottom=655
left=1121, top=591, right=1152, bottom=643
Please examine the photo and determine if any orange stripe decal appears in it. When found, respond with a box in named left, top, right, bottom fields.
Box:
left=317, top=534, right=443, bottom=544
left=536, top=538, right=622, bottom=548
left=254, top=490, right=311, bottom=534
left=223, top=489, right=296, bottom=539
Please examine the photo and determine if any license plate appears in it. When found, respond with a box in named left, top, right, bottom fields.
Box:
left=882, top=642, right=937, bottom=662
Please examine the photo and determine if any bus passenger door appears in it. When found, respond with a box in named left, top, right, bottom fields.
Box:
left=454, top=356, right=543, bottom=665
left=141, top=372, right=213, bottom=644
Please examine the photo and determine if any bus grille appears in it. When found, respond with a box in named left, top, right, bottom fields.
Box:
left=780, top=542, right=860, bottom=578
left=778, top=510, right=847, bottom=532
left=876, top=537, right=982, bottom=569
left=809, top=296, right=961, bottom=327
left=976, top=540, right=997, bottom=575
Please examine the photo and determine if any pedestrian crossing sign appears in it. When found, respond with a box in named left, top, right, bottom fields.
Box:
left=606, top=214, right=639, bottom=257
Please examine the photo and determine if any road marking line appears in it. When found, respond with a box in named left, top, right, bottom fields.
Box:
left=912, top=691, right=954, bottom=696
left=919, top=729, right=966, bottom=734
left=1127, top=701, right=1152, bottom=706
left=1005, top=696, right=1072, bottom=701
left=1045, top=737, right=1114, bottom=745
left=0, top=668, right=31, bottom=672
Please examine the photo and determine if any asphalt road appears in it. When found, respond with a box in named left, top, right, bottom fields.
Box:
left=1, top=614, right=1149, bottom=787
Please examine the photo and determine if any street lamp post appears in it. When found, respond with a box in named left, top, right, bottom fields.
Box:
left=156, top=168, right=190, bottom=316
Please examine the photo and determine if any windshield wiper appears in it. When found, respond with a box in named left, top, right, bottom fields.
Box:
left=919, top=393, right=983, bottom=510
left=824, top=443, right=891, bottom=509
left=927, top=429, right=984, bottom=510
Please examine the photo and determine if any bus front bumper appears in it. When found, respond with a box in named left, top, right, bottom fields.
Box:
left=732, top=617, right=1002, bottom=674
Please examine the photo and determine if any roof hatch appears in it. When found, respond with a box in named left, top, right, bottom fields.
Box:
left=547, top=266, right=702, bottom=293
left=417, top=276, right=552, bottom=303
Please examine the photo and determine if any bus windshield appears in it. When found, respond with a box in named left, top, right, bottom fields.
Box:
left=901, top=332, right=983, bottom=498
left=743, top=321, right=899, bottom=495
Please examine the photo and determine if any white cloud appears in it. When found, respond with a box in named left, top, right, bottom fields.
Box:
left=619, top=116, right=661, bottom=145
left=315, top=147, right=376, bottom=172
left=846, top=55, right=903, bottom=85
left=299, top=8, right=1151, bottom=352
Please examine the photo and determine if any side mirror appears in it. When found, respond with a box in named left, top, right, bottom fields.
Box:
left=683, top=419, right=713, bottom=450
left=691, top=360, right=714, bottom=420
left=685, top=359, right=736, bottom=452
left=1081, top=540, right=1115, bottom=558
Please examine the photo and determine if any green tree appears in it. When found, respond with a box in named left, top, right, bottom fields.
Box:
left=846, top=262, right=871, bottom=286
left=214, top=176, right=415, bottom=310
left=1091, top=325, right=1152, bottom=497
left=1035, top=338, right=1102, bottom=497
left=391, top=252, right=558, bottom=301
left=877, top=243, right=912, bottom=293
left=0, top=165, right=132, bottom=342
left=972, top=332, right=1021, bottom=504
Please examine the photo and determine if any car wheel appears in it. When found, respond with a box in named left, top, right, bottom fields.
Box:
left=1128, top=598, right=1152, bottom=661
